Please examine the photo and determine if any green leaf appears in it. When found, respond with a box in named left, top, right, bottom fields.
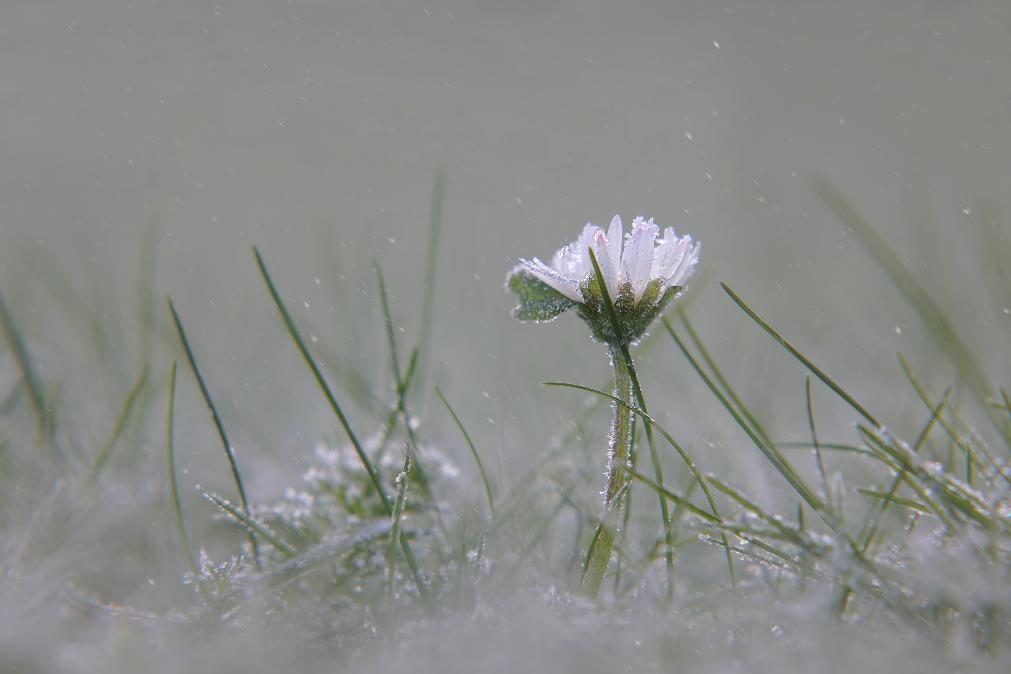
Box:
left=507, top=270, right=577, bottom=322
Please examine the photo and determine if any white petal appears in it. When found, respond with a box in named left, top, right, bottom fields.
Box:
left=606, top=215, right=623, bottom=277
left=592, top=230, right=618, bottom=296
left=573, top=223, right=601, bottom=279
left=666, top=239, right=700, bottom=288
left=518, top=258, right=583, bottom=302
left=622, top=217, right=659, bottom=299
left=651, top=230, right=677, bottom=281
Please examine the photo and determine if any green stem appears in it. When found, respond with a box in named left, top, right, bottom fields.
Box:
left=583, top=345, right=634, bottom=596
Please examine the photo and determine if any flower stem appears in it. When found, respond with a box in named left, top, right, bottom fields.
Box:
left=583, top=345, right=634, bottom=596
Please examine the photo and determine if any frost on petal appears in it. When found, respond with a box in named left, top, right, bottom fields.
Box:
left=651, top=228, right=678, bottom=282
left=667, top=239, right=700, bottom=288
left=573, top=223, right=601, bottom=280
left=592, top=230, right=618, bottom=297
left=621, top=218, right=659, bottom=299
left=606, top=215, right=623, bottom=276
left=515, top=258, right=582, bottom=302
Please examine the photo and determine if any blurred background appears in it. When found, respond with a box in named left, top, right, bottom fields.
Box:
left=0, top=0, right=1009, bottom=670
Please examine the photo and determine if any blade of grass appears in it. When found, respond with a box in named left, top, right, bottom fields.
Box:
left=586, top=248, right=679, bottom=593
left=859, top=387, right=949, bottom=553
left=0, top=290, right=58, bottom=459
left=166, top=362, right=204, bottom=594
left=663, top=318, right=832, bottom=528
left=386, top=446, right=412, bottom=600
left=720, top=282, right=880, bottom=428
left=544, top=378, right=734, bottom=584
left=199, top=488, right=296, bottom=557
left=436, top=386, right=495, bottom=519
left=898, top=353, right=1002, bottom=487
left=679, top=312, right=775, bottom=449
left=413, top=170, right=445, bottom=402
left=168, top=299, right=260, bottom=569
left=375, top=264, right=433, bottom=499
left=805, top=376, right=831, bottom=503
left=92, top=365, right=149, bottom=475
left=857, top=490, right=929, bottom=514
left=813, top=177, right=1002, bottom=442
left=252, top=247, right=430, bottom=603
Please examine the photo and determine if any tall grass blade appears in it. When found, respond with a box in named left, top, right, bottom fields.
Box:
left=0, top=290, right=58, bottom=458
left=199, top=488, right=296, bottom=557
left=543, top=379, right=734, bottom=583
left=413, top=171, right=445, bottom=401
left=92, top=365, right=149, bottom=475
left=720, top=282, right=880, bottom=427
left=663, top=318, right=829, bottom=521
left=586, top=248, right=678, bottom=593
left=436, top=386, right=495, bottom=519
left=812, top=177, right=1000, bottom=438
left=166, top=362, right=202, bottom=589
left=805, top=376, right=831, bottom=502
left=168, top=298, right=260, bottom=568
left=374, top=263, right=433, bottom=498
left=252, top=247, right=430, bottom=602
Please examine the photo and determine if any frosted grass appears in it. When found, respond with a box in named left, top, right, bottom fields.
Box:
left=0, top=186, right=1008, bottom=674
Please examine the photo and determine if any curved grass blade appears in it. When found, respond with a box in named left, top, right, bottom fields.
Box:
left=168, top=298, right=260, bottom=568
left=92, top=365, right=149, bottom=475
left=413, top=170, right=445, bottom=401
left=813, top=177, right=1000, bottom=440
left=585, top=248, right=679, bottom=593
left=720, top=282, right=880, bottom=428
left=663, top=318, right=829, bottom=521
left=0, top=290, right=58, bottom=460
left=166, top=361, right=205, bottom=595
left=200, top=488, right=297, bottom=557
left=805, top=376, right=831, bottom=503
left=375, top=263, right=432, bottom=499
left=252, top=247, right=430, bottom=603
left=544, top=378, right=734, bottom=583
left=436, top=386, right=495, bottom=519
left=859, top=387, right=949, bottom=553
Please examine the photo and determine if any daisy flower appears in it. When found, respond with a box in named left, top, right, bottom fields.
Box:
left=507, top=215, right=700, bottom=345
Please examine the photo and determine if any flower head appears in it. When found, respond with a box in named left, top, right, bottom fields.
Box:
left=507, top=215, right=700, bottom=345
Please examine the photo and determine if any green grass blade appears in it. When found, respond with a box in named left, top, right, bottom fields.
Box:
left=898, top=353, right=997, bottom=484
left=813, top=178, right=995, bottom=417
left=0, top=290, right=58, bottom=457
left=413, top=170, right=445, bottom=401
left=805, top=376, right=831, bottom=503
left=720, top=282, right=880, bottom=428
left=663, top=318, right=829, bottom=521
left=859, top=387, right=949, bottom=553
left=92, top=365, right=149, bottom=475
left=166, top=362, right=202, bottom=589
left=168, top=298, right=260, bottom=568
left=386, top=447, right=412, bottom=600
left=436, top=387, right=495, bottom=519
left=253, top=249, right=389, bottom=510
left=679, top=312, right=776, bottom=449
left=544, top=377, right=734, bottom=584
left=586, top=248, right=679, bottom=593
left=857, top=489, right=929, bottom=514
left=627, top=468, right=718, bottom=523
left=199, top=488, right=297, bottom=557
left=253, top=247, right=430, bottom=602
left=374, top=263, right=433, bottom=499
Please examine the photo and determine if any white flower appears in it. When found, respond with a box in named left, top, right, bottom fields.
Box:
left=507, top=215, right=701, bottom=345
left=516, top=215, right=699, bottom=304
